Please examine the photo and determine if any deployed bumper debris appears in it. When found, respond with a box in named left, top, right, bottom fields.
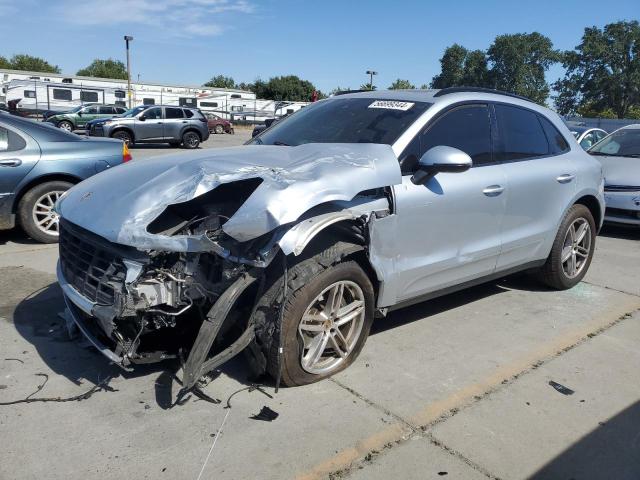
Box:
left=56, top=143, right=402, bottom=389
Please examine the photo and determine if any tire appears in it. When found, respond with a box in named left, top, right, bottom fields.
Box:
left=182, top=131, right=200, bottom=149
left=112, top=130, right=133, bottom=145
left=254, top=242, right=374, bottom=386
left=57, top=120, right=74, bottom=132
left=214, top=124, right=225, bottom=134
left=537, top=204, right=596, bottom=290
left=18, top=181, right=73, bottom=243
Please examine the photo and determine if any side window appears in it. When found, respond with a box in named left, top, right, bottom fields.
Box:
left=184, top=109, right=194, bottom=118
left=52, top=89, right=72, bottom=101
left=24, top=90, right=36, bottom=98
left=143, top=107, right=162, bottom=120
left=98, top=106, right=114, bottom=114
left=0, top=126, right=27, bottom=152
left=83, top=106, right=98, bottom=114
left=420, top=104, right=492, bottom=165
left=165, top=107, right=184, bottom=119
left=494, top=104, right=548, bottom=161
left=80, top=91, right=99, bottom=102
left=538, top=115, right=569, bottom=154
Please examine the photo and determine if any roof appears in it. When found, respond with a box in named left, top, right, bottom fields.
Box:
left=0, top=110, right=81, bottom=141
left=0, top=68, right=252, bottom=95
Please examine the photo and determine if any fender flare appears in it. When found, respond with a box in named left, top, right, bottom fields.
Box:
left=277, top=211, right=360, bottom=256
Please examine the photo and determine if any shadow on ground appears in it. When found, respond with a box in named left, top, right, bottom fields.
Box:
left=532, top=400, right=640, bottom=479
left=599, top=224, right=640, bottom=241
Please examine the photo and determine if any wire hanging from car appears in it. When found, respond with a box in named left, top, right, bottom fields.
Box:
left=275, top=253, right=288, bottom=393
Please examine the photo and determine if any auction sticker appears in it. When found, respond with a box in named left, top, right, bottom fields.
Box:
left=368, top=100, right=414, bottom=111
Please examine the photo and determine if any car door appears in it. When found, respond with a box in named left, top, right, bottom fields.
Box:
left=392, top=103, right=507, bottom=301
left=163, top=107, right=185, bottom=140
left=77, top=105, right=99, bottom=128
left=493, top=103, right=576, bottom=270
left=135, top=107, right=164, bottom=140
left=0, top=122, right=40, bottom=197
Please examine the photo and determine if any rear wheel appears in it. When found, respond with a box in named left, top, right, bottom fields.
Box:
left=112, top=130, right=133, bottom=145
left=537, top=204, right=596, bottom=290
left=57, top=120, right=73, bottom=132
left=182, top=131, right=200, bottom=149
left=214, top=124, right=225, bottom=134
left=18, top=181, right=73, bottom=243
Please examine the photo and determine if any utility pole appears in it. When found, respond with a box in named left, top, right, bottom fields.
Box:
left=365, top=70, right=378, bottom=90
left=124, top=35, right=134, bottom=108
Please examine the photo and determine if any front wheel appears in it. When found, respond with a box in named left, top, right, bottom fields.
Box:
left=112, top=130, right=133, bottom=145
left=57, top=120, right=73, bottom=132
left=214, top=124, right=225, bottom=134
left=261, top=253, right=375, bottom=386
left=182, top=131, right=200, bottom=149
left=18, top=181, right=73, bottom=243
left=537, top=204, right=596, bottom=290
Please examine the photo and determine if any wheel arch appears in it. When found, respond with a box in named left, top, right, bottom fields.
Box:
left=181, top=127, right=202, bottom=141
left=574, top=194, right=602, bottom=232
left=110, top=127, right=135, bottom=142
left=12, top=173, right=82, bottom=213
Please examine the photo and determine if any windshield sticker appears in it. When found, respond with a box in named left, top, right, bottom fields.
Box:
left=368, top=100, right=415, bottom=111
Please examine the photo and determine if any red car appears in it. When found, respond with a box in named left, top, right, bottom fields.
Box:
left=204, top=113, right=234, bottom=134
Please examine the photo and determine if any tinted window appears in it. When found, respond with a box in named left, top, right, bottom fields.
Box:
left=142, top=107, right=162, bottom=120
left=538, top=115, right=569, bottom=154
left=200, top=102, right=218, bottom=107
left=83, top=106, right=98, bottom=114
left=80, top=91, right=99, bottom=102
left=115, top=100, right=126, bottom=107
left=143, top=98, right=155, bottom=105
left=184, top=109, right=194, bottom=118
left=495, top=105, right=548, bottom=161
left=98, top=106, right=114, bottom=114
left=179, top=97, right=196, bottom=107
left=114, top=90, right=126, bottom=99
left=589, top=128, right=640, bottom=156
left=165, top=107, right=184, bottom=119
left=420, top=104, right=492, bottom=165
left=24, top=90, right=36, bottom=98
left=53, top=89, right=72, bottom=101
left=115, top=107, right=127, bottom=114
left=251, top=98, right=431, bottom=147
left=0, top=126, right=26, bottom=152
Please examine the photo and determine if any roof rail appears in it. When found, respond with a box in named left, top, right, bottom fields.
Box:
left=433, top=87, right=531, bottom=102
left=332, top=89, right=370, bottom=96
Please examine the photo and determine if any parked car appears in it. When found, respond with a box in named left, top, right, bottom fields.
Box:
left=84, top=105, right=150, bottom=136
left=88, top=105, right=210, bottom=149
left=588, top=124, right=640, bottom=226
left=56, top=88, right=603, bottom=390
left=204, top=113, right=233, bottom=134
left=0, top=111, right=130, bottom=243
left=570, top=126, right=608, bottom=150
left=45, top=105, right=127, bottom=132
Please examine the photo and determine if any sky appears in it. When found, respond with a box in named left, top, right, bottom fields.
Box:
left=0, top=0, right=638, bottom=93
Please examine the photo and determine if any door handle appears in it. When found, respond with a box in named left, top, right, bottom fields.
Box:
left=556, top=174, right=575, bottom=184
left=483, top=185, right=504, bottom=197
left=0, top=159, right=22, bottom=167
left=182, top=121, right=187, bottom=123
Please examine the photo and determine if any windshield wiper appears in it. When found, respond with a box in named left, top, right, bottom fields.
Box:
left=588, top=151, right=614, bottom=156
left=272, top=140, right=291, bottom=146
left=620, top=154, right=640, bottom=158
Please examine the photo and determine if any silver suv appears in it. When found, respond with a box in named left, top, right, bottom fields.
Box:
left=90, top=105, right=210, bottom=149
left=56, top=88, right=604, bottom=392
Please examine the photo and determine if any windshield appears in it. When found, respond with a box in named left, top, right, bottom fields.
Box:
left=249, top=98, right=431, bottom=146
left=122, top=106, right=148, bottom=117
left=589, top=128, right=640, bottom=157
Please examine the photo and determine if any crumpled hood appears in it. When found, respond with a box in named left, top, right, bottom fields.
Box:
left=596, top=155, right=640, bottom=186
left=58, top=143, right=402, bottom=251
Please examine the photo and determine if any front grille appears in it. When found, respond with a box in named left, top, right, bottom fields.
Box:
left=59, top=220, right=126, bottom=305
left=604, top=185, right=640, bottom=192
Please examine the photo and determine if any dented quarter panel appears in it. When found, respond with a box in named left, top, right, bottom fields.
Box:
left=57, top=143, right=402, bottom=250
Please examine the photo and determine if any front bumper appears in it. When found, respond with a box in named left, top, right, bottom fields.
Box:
left=604, top=190, right=640, bottom=226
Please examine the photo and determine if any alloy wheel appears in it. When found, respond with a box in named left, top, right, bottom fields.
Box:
left=32, top=190, right=63, bottom=237
left=184, top=132, right=199, bottom=148
left=561, top=217, right=591, bottom=278
left=58, top=122, right=72, bottom=131
left=298, top=280, right=366, bottom=375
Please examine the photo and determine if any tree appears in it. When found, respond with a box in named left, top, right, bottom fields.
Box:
left=553, top=21, right=640, bottom=118
left=77, top=58, right=127, bottom=79
left=360, top=83, right=377, bottom=91
left=4, top=54, right=60, bottom=73
left=389, top=79, right=415, bottom=89
left=204, top=74, right=236, bottom=89
left=430, top=44, right=468, bottom=88
left=487, top=32, right=559, bottom=104
left=0, top=56, right=10, bottom=69
left=461, top=50, right=490, bottom=87
left=260, top=75, right=318, bottom=101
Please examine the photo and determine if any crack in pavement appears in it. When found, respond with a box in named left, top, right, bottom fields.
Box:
left=582, top=280, right=640, bottom=299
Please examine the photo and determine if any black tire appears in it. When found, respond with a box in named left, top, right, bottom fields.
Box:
left=112, top=130, right=133, bottom=145
left=18, top=181, right=73, bottom=243
left=182, top=131, right=200, bottom=149
left=214, top=124, right=225, bottom=134
left=537, top=204, right=596, bottom=290
left=57, top=120, right=74, bottom=132
left=253, top=242, right=374, bottom=386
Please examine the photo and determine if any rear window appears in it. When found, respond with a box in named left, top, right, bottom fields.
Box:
left=251, top=97, right=431, bottom=146
left=495, top=104, right=548, bottom=161
left=0, top=126, right=27, bottom=152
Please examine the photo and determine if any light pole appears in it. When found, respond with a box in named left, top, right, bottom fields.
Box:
left=124, top=35, right=134, bottom=108
left=365, top=70, right=377, bottom=90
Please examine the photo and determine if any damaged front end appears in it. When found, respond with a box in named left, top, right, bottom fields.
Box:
left=56, top=143, right=402, bottom=389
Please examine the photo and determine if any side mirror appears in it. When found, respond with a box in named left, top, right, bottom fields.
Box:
left=77, top=111, right=83, bottom=116
left=411, top=146, right=472, bottom=185
left=138, top=115, right=146, bottom=121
